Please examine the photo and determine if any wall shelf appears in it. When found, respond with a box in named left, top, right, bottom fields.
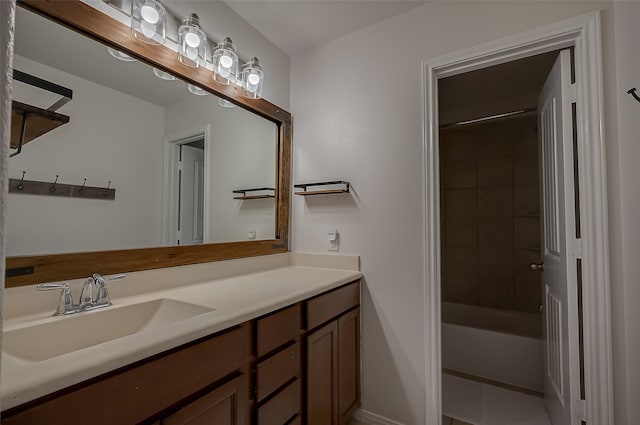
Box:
left=10, top=70, right=73, bottom=158
left=294, top=181, right=350, bottom=196
left=233, top=187, right=275, bottom=200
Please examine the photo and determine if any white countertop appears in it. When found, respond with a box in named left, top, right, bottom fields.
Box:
left=1, top=253, right=361, bottom=410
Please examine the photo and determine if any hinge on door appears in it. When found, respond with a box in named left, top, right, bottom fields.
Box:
left=572, top=239, right=583, bottom=259
left=177, top=160, right=184, bottom=171
left=567, top=83, right=578, bottom=103
left=576, top=398, right=586, bottom=422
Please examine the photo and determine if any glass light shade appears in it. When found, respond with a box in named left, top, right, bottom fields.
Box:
left=178, top=14, right=208, bottom=68
left=188, top=84, right=209, bottom=96
left=131, top=0, right=166, bottom=45
left=107, top=47, right=136, bottom=62
left=218, top=98, right=236, bottom=108
left=241, top=57, right=264, bottom=99
left=212, top=37, right=238, bottom=85
left=152, top=68, right=176, bottom=80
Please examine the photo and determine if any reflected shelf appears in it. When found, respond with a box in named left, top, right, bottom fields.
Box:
left=294, top=181, right=350, bottom=196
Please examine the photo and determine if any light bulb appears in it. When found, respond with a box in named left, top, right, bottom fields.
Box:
left=248, top=73, right=260, bottom=85
left=186, top=47, right=198, bottom=60
left=220, top=55, right=233, bottom=69
left=185, top=32, right=200, bottom=48
left=140, top=5, right=159, bottom=24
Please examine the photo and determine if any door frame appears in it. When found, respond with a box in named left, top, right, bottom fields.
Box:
left=422, top=11, right=612, bottom=425
left=162, top=125, right=211, bottom=246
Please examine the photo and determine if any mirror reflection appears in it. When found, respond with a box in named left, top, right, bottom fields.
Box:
left=8, top=7, right=277, bottom=257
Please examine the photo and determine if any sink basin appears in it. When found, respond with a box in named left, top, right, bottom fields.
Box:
left=3, top=299, right=213, bottom=362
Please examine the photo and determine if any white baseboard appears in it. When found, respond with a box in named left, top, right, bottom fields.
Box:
left=353, top=409, right=406, bottom=425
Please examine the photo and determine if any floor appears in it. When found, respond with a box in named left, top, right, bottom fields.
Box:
left=348, top=373, right=550, bottom=425
left=442, top=374, right=552, bottom=425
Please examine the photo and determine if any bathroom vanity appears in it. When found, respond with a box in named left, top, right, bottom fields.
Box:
left=1, top=255, right=361, bottom=425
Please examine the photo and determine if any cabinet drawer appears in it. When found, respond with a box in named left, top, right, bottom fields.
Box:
left=256, top=342, right=300, bottom=402
left=257, top=379, right=301, bottom=425
left=306, top=281, right=359, bottom=330
left=257, top=304, right=301, bottom=357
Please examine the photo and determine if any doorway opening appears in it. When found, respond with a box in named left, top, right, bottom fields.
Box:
left=423, top=12, right=612, bottom=425
left=438, top=50, right=572, bottom=425
left=166, top=133, right=206, bottom=246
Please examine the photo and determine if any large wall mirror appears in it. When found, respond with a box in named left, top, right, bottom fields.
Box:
left=6, top=1, right=291, bottom=287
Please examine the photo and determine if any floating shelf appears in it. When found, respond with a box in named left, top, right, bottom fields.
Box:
left=233, top=187, right=276, bottom=200
left=294, top=181, right=350, bottom=196
left=11, top=101, right=70, bottom=149
left=10, top=70, right=73, bottom=158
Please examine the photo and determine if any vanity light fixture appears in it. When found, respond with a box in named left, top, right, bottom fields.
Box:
left=130, top=0, right=166, bottom=45
left=241, top=57, right=264, bottom=99
left=107, top=47, right=136, bottom=62
left=178, top=13, right=207, bottom=68
left=152, top=67, right=176, bottom=81
left=187, top=84, right=209, bottom=96
left=212, top=37, right=238, bottom=85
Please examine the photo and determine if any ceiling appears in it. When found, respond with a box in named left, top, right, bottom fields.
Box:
left=222, top=0, right=428, bottom=55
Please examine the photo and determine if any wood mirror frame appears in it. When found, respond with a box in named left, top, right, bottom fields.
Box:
left=6, top=0, right=291, bottom=287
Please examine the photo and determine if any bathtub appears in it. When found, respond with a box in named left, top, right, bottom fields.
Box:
left=441, top=302, right=544, bottom=393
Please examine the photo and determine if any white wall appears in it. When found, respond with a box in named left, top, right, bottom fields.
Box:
left=8, top=55, right=165, bottom=256
left=164, top=95, right=277, bottom=243
left=611, top=2, right=640, bottom=423
left=289, top=1, right=627, bottom=424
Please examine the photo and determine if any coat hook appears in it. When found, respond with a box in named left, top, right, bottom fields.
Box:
left=50, top=175, right=59, bottom=193
left=79, top=178, right=87, bottom=194
left=628, top=88, right=640, bottom=103
left=17, top=171, right=26, bottom=191
left=103, top=181, right=111, bottom=196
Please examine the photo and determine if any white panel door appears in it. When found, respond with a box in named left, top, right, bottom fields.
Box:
left=179, top=145, right=204, bottom=245
left=538, top=49, right=581, bottom=425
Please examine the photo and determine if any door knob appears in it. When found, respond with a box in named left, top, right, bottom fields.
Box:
left=529, top=262, right=544, bottom=271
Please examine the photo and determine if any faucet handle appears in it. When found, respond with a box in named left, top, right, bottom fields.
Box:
left=92, top=273, right=125, bottom=307
left=36, top=283, right=76, bottom=316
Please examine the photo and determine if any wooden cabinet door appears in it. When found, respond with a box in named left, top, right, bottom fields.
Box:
left=306, top=321, right=338, bottom=425
left=337, top=308, right=360, bottom=425
left=161, top=375, right=247, bottom=425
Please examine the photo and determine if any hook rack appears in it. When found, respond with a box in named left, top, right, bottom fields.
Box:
left=628, top=88, right=640, bottom=103
left=9, top=173, right=115, bottom=200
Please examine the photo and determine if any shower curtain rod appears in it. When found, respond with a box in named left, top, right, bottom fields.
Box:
left=440, top=107, right=537, bottom=130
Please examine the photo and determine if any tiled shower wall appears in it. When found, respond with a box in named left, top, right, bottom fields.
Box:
left=440, top=115, right=542, bottom=314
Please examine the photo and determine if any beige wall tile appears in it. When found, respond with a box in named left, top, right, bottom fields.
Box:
left=446, top=189, right=478, bottom=218
left=476, top=129, right=513, bottom=158
left=446, top=159, right=477, bottom=189
left=515, top=217, right=541, bottom=249
left=478, top=217, right=514, bottom=248
left=514, top=157, right=539, bottom=186
left=514, top=185, right=540, bottom=217
left=479, top=277, right=515, bottom=309
left=445, top=218, right=478, bottom=247
left=442, top=130, right=477, bottom=161
left=445, top=246, right=478, bottom=277
left=515, top=279, right=543, bottom=313
left=443, top=275, right=479, bottom=305
left=479, top=187, right=514, bottom=217
left=479, top=248, right=514, bottom=279
left=478, top=156, right=513, bottom=187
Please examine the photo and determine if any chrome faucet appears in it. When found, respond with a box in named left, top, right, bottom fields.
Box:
left=37, top=274, right=125, bottom=316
